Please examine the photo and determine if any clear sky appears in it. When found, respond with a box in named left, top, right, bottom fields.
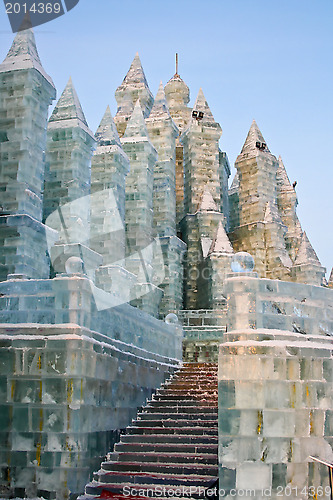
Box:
left=0, top=0, right=332, bottom=276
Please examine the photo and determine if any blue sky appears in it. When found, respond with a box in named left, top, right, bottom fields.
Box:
left=0, top=0, right=332, bottom=275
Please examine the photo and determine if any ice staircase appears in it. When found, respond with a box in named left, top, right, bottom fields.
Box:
left=79, top=363, right=218, bottom=499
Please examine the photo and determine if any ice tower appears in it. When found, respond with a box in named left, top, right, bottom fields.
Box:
left=0, top=29, right=56, bottom=281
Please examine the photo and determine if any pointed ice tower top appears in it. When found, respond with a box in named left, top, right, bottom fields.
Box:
left=192, top=88, right=216, bottom=125
left=208, top=221, right=233, bottom=255
left=277, top=156, right=296, bottom=193
left=238, top=120, right=271, bottom=158
left=123, top=100, right=150, bottom=139
left=123, top=52, right=149, bottom=87
left=294, top=232, right=322, bottom=266
left=95, top=106, right=121, bottom=147
left=328, top=268, right=333, bottom=288
left=115, top=53, right=154, bottom=117
left=199, top=186, right=219, bottom=212
left=148, top=82, right=173, bottom=120
left=49, top=77, right=94, bottom=138
left=229, top=173, right=239, bottom=195
left=0, top=28, right=54, bottom=87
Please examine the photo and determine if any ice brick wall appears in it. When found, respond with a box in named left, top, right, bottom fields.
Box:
left=218, top=330, right=333, bottom=500
left=224, top=276, right=333, bottom=337
left=0, top=275, right=183, bottom=361
left=0, top=324, right=179, bottom=498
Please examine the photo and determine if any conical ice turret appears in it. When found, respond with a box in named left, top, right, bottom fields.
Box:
left=90, top=106, right=130, bottom=266
left=122, top=100, right=157, bottom=249
left=0, top=29, right=56, bottom=281
left=0, top=29, right=56, bottom=220
left=43, top=78, right=96, bottom=245
left=146, top=82, right=178, bottom=237
left=197, top=221, right=234, bottom=309
left=200, top=186, right=219, bottom=212
left=230, top=121, right=279, bottom=277
left=182, top=88, right=222, bottom=214
left=115, top=53, right=154, bottom=119
left=146, top=83, right=186, bottom=317
left=165, top=61, right=192, bottom=225
left=208, top=221, right=233, bottom=255
left=197, top=186, right=225, bottom=259
left=121, top=101, right=161, bottom=316
left=235, top=120, right=278, bottom=224
left=292, top=232, right=326, bottom=286
left=328, top=268, right=333, bottom=289
left=276, top=156, right=302, bottom=261
left=180, top=88, right=223, bottom=308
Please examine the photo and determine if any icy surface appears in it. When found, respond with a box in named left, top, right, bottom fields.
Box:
left=239, top=119, right=270, bottom=156
left=209, top=221, right=233, bottom=254
left=95, top=105, right=121, bottom=147
left=0, top=29, right=54, bottom=86
left=295, top=231, right=323, bottom=266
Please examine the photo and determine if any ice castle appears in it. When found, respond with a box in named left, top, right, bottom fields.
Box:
left=0, top=30, right=332, bottom=499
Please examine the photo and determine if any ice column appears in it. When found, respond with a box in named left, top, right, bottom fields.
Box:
left=146, top=82, right=186, bottom=316
left=121, top=101, right=162, bottom=316
left=43, top=78, right=97, bottom=274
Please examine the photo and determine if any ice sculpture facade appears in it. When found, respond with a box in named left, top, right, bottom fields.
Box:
left=0, top=29, right=331, bottom=499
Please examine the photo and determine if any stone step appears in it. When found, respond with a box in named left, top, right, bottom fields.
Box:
left=93, top=470, right=217, bottom=486
left=85, top=480, right=212, bottom=499
left=101, top=460, right=218, bottom=476
left=126, top=426, right=218, bottom=436
left=149, top=399, right=217, bottom=407
left=136, top=412, right=217, bottom=421
left=152, top=394, right=217, bottom=402
left=158, top=388, right=217, bottom=394
left=142, top=406, right=217, bottom=414
left=119, top=434, right=218, bottom=445
left=170, top=373, right=217, bottom=379
left=107, top=451, right=218, bottom=465
left=80, top=362, right=219, bottom=500
left=132, top=418, right=218, bottom=428
left=114, top=442, right=218, bottom=454
left=160, top=384, right=217, bottom=392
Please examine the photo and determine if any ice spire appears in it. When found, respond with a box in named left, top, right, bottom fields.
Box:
left=95, top=105, right=121, bottom=147
left=90, top=106, right=130, bottom=267
left=115, top=53, right=154, bottom=118
left=294, top=232, right=322, bottom=266
left=0, top=28, right=54, bottom=86
left=123, top=52, right=149, bottom=88
left=328, top=268, right=333, bottom=288
left=44, top=78, right=95, bottom=225
left=240, top=120, right=270, bottom=156
left=209, top=221, right=233, bottom=255
left=123, top=100, right=150, bottom=138
left=190, top=88, right=215, bottom=125
left=229, top=173, right=239, bottom=194
left=0, top=28, right=56, bottom=281
left=149, top=81, right=173, bottom=120
left=277, top=156, right=295, bottom=193
left=199, top=186, right=219, bottom=212
left=49, top=77, right=92, bottom=134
